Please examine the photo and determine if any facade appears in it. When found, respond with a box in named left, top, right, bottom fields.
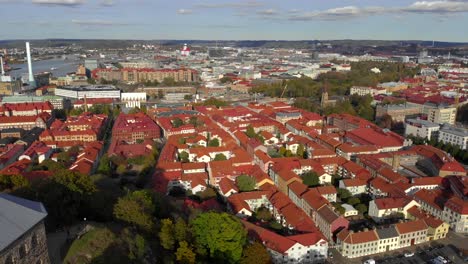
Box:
left=339, top=179, right=367, bottom=196
left=93, top=68, right=199, bottom=84
left=0, top=95, right=64, bottom=110
left=350, top=86, right=386, bottom=96
left=395, top=220, right=428, bottom=247
left=438, top=125, right=468, bottom=150
left=427, top=106, right=457, bottom=125
left=55, top=85, right=121, bottom=99
left=112, top=112, right=161, bottom=143
left=443, top=197, right=468, bottom=233
left=404, top=119, right=440, bottom=140
left=0, top=80, right=20, bottom=95
left=120, top=92, right=147, bottom=108
left=0, top=193, right=50, bottom=264
left=375, top=104, right=420, bottom=123
left=337, top=229, right=380, bottom=258
left=0, top=114, right=50, bottom=130
left=315, top=205, right=349, bottom=242
left=368, top=198, right=419, bottom=222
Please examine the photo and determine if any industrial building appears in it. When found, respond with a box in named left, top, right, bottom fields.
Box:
left=55, top=85, right=121, bottom=99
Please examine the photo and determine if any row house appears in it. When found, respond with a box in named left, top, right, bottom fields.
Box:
left=368, top=197, right=420, bottom=222
left=443, top=197, right=468, bottom=233
left=336, top=229, right=380, bottom=258
left=113, top=112, right=161, bottom=143
left=413, top=189, right=445, bottom=219
left=0, top=114, right=51, bottom=130
left=395, top=220, right=428, bottom=247
left=18, top=141, right=52, bottom=164
left=0, top=102, right=53, bottom=117
left=243, top=221, right=328, bottom=264
left=227, top=191, right=272, bottom=218
left=407, top=206, right=450, bottom=240
left=339, top=179, right=367, bottom=196
left=315, top=205, right=349, bottom=242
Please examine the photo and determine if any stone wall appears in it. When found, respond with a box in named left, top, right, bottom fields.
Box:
left=0, top=220, right=50, bottom=264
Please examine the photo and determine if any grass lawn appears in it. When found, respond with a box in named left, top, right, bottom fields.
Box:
left=64, top=227, right=117, bottom=264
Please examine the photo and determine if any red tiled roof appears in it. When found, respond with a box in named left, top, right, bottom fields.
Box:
left=395, top=219, right=427, bottom=234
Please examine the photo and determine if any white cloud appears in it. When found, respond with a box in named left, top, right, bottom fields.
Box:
left=100, top=0, right=114, bottom=6
left=288, top=1, right=468, bottom=21
left=257, top=9, right=278, bottom=16
left=194, top=1, right=263, bottom=9
left=177, top=9, right=193, bottom=15
left=403, top=1, right=468, bottom=13
left=32, top=0, right=85, bottom=6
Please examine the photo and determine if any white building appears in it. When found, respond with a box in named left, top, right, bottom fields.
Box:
left=438, top=125, right=468, bottom=150
left=405, top=119, right=440, bottom=140
left=55, top=85, right=121, bottom=99
left=121, top=92, right=147, bottom=108
left=342, top=204, right=358, bottom=217
left=350, top=86, right=386, bottom=97
left=368, top=198, right=420, bottom=222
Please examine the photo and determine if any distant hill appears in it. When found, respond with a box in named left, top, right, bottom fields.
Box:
left=1, top=39, right=467, bottom=49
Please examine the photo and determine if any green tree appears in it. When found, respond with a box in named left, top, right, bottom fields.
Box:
left=173, top=117, right=184, bottom=128
left=347, top=197, right=361, bottom=206
left=98, top=154, right=111, bottom=175
left=245, top=125, right=256, bottom=138
left=179, top=151, right=189, bottom=163
left=0, top=174, right=29, bottom=191
left=208, top=138, right=220, bottom=147
left=116, top=164, right=126, bottom=175
left=197, top=187, right=217, bottom=200
left=188, top=116, right=200, bottom=127
left=162, top=77, right=176, bottom=86
left=338, top=188, right=352, bottom=200
left=296, top=144, right=306, bottom=158
left=191, top=212, right=247, bottom=262
left=174, top=218, right=188, bottom=242
left=355, top=203, right=368, bottom=214
left=184, top=94, right=193, bottom=100
left=220, top=76, right=233, bottom=84
left=128, top=107, right=141, bottom=114
left=236, top=175, right=256, bottom=192
left=240, top=242, right=272, bottom=264
left=159, top=218, right=175, bottom=250
left=377, top=114, right=393, bottom=129
left=113, top=190, right=155, bottom=232
left=213, top=153, right=227, bottom=161
left=302, top=171, right=320, bottom=187
left=255, top=207, right=272, bottom=222
left=175, top=241, right=196, bottom=264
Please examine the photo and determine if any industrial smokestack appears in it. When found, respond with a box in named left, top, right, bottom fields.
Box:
left=25, top=42, right=36, bottom=88
left=0, top=56, right=4, bottom=76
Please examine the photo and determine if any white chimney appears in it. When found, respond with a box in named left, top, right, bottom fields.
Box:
left=0, top=56, right=4, bottom=76
left=25, top=42, right=36, bottom=88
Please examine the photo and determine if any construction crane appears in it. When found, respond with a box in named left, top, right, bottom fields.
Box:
left=280, top=84, right=288, bottom=98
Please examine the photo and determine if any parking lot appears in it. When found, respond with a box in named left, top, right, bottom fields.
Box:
left=328, top=244, right=466, bottom=264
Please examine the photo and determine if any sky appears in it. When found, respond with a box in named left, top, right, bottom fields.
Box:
left=1, top=0, right=468, bottom=41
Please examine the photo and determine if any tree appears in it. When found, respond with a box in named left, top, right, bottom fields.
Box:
left=255, top=207, right=272, bottom=222
left=236, top=175, right=256, bottom=192
left=220, top=76, right=233, bottom=84
left=128, top=107, right=141, bottom=114
left=245, top=125, right=256, bottom=138
left=208, top=138, right=220, bottom=147
left=179, top=151, right=189, bottom=163
left=338, top=188, right=352, bottom=200
left=347, top=197, right=361, bottom=206
left=175, top=241, right=196, bottom=264
left=162, top=77, right=176, bottom=86
left=116, top=164, right=126, bottom=175
left=0, top=174, right=29, bottom=191
left=240, top=242, right=272, bottom=264
left=174, top=218, right=188, bottom=242
left=113, top=190, right=155, bottom=232
left=198, top=187, right=217, bottom=200
left=296, top=144, right=306, bottom=158
left=191, top=212, right=247, bottom=262
left=213, top=153, right=227, bottom=161
left=173, top=117, right=184, bottom=128
left=355, top=203, right=367, bottom=214
left=302, top=171, right=320, bottom=187
left=184, top=94, right=193, bottom=100
left=98, top=154, right=111, bottom=175
left=188, top=116, right=201, bottom=127
left=378, top=114, right=393, bottom=129
left=159, top=218, right=175, bottom=250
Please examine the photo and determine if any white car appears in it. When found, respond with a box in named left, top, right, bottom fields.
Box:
left=404, top=252, right=415, bottom=257
left=432, top=256, right=448, bottom=264
left=363, top=259, right=376, bottom=264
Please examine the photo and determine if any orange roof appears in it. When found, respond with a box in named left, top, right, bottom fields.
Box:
left=338, top=229, right=379, bottom=244
left=395, top=219, right=427, bottom=234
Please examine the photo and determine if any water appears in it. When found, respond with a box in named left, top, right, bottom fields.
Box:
left=8, top=56, right=81, bottom=78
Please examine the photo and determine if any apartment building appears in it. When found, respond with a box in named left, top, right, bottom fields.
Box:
left=438, top=125, right=468, bottom=150
left=404, top=119, right=440, bottom=140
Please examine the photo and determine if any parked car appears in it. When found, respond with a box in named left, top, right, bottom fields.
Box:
left=432, top=256, right=448, bottom=264
left=363, top=259, right=376, bottom=264
left=404, top=252, right=415, bottom=257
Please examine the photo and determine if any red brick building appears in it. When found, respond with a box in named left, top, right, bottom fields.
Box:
left=112, top=112, right=161, bottom=143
